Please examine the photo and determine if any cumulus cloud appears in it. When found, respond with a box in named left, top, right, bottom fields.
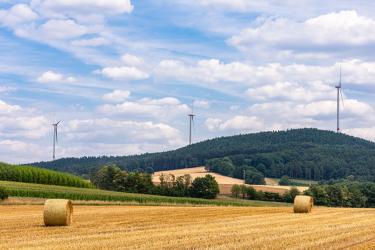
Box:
left=121, top=54, right=144, bottom=66
left=246, top=81, right=333, bottom=102
left=37, top=71, right=76, bottom=83
left=32, top=0, right=134, bottom=17
left=193, top=100, right=210, bottom=109
left=66, top=118, right=183, bottom=146
left=100, top=66, right=149, bottom=80
left=229, top=11, right=375, bottom=60
left=71, top=37, right=110, bottom=47
left=99, top=97, right=189, bottom=119
left=0, top=99, right=21, bottom=114
left=205, top=115, right=263, bottom=131
left=0, top=4, right=38, bottom=27
left=102, top=90, right=131, bottom=103
left=39, top=19, right=89, bottom=40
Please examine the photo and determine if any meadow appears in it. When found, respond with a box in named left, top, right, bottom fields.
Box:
left=1, top=205, right=374, bottom=249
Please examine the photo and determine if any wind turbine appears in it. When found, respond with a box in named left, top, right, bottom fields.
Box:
left=188, top=103, right=195, bottom=145
left=335, top=67, right=344, bottom=133
left=52, top=121, right=61, bottom=160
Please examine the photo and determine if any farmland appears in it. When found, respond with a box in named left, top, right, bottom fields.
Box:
left=1, top=205, right=374, bottom=249
left=0, top=181, right=287, bottom=207
left=153, top=167, right=309, bottom=195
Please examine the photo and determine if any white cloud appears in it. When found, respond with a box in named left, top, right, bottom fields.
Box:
left=100, top=66, right=149, bottom=80
left=99, top=97, right=189, bottom=119
left=205, top=115, right=263, bottom=131
left=0, top=4, right=38, bottom=27
left=66, top=118, right=183, bottom=146
left=37, top=71, right=63, bottom=83
left=102, top=90, right=131, bottom=103
left=246, top=81, right=333, bottom=102
left=71, top=37, right=110, bottom=47
left=229, top=11, right=375, bottom=58
left=39, top=19, right=89, bottom=40
left=32, top=0, right=134, bottom=17
left=193, top=100, right=210, bottom=109
left=0, top=99, right=21, bottom=114
left=121, top=54, right=144, bottom=66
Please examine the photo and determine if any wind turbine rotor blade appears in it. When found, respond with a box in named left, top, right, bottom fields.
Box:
left=55, top=128, right=58, bottom=144
left=340, top=89, right=344, bottom=108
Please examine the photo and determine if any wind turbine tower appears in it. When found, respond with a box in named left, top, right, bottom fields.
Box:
left=52, top=121, right=61, bottom=160
left=188, top=104, right=195, bottom=145
left=335, top=68, right=344, bottom=133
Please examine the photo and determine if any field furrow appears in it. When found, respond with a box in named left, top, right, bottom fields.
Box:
left=1, top=206, right=374, bottom=250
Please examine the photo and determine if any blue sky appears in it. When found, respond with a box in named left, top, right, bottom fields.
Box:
left=1, top=0, right=375, bottom=163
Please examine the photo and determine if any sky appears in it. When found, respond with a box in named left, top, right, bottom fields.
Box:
left=1, top=0, right=375, bottom=163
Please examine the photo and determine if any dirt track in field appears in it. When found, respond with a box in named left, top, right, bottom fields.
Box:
left=1, top=205, right=374, bottom=249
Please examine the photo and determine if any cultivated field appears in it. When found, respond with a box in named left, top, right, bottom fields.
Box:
left=0, top=181, right=268, bottom=207
left=1, top=205, right=374, bottom=249
left=153, top=167, right=308, bottom=195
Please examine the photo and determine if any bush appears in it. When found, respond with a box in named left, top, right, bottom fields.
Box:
left=0, top=186, right=8, bottom=200
left=189, top=174, right=219, bottom=199
left=231, top=184, right=241, bottom=198
left=283, top=187, right=301, bottom=202
left=279, top=175, right=291, bottom=186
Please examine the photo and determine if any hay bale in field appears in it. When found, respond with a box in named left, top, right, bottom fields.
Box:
left=293, top=195, right=313, bottom=213
left=43, top=199, right=73, bottom=226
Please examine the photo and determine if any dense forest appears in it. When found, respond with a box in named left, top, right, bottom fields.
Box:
left=31, top=129, right=375, bottom=182
left=0, top=162, right=93, bottom=188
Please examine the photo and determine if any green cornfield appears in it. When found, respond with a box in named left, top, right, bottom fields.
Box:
left=0, top=162, right=93, bottom=188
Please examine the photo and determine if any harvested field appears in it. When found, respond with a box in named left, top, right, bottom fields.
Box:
left=1, top=205, right=374, bottom=249
left=153, top=167, right=308, bottom=195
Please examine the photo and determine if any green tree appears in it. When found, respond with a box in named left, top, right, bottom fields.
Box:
left=231, top=184, right=241, bottom=198
left=91, top=165, right=121, bottom=190
left=189, top=174, right=219, bottom=199
left=245, top=186, right=257, bottom=200
left=245, top=169, right=266, bottom=185
left=240, top=185, right=247, bottom=199
left=283, top=187, right=300, bottom=202
left=279, top=175, right=291, bottom=186
left=0, top=186, right=8, bottom=200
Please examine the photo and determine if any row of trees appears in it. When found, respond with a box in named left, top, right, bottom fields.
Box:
left=91, top=166, right=220, bottom=199
left=231, top=184, right=300, bottom=203
left=0, top=162, right=93, bottom=188
left=206, top=157, right=266, bottom=184
left=305, top=181, right=375, bottom=208
left=33, top=129, right=375, bottom=182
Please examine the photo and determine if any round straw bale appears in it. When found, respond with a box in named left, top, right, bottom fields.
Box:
left=44, top=199, right=73, bottom=226
left=293, top=195, right=313, bottom=213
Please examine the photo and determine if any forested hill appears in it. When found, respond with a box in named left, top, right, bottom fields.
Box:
left=31, top=129, right=375, bottom=181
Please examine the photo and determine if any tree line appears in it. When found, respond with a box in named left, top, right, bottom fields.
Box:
left=231, top=184, right=301, bottom=203
left=0, top=162, right=93, bottom=188
left=32, top=129, right=375, bottom=182
left=91, top=165, right=220, bottom=199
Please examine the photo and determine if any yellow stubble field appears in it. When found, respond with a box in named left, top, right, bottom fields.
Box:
left=1, top=205, right=375, bottom=249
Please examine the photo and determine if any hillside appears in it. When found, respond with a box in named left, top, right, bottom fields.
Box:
left=0, top=162, right=93, bottom=188
left=152, top=167, right=308, bottom=195
left=31, top=128, right=375, bottom=181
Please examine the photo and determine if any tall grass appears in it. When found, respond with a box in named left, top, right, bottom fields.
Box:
left=0, top=162, right=93, bottom=188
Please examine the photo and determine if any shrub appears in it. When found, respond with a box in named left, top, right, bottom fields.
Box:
left=231, top=184, right=241, bottom=198
left=0, top=186, right=8, bottom=200
left=279, top=175, right=292, bottom=186
left=189, top=174, right=219, bottom=199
